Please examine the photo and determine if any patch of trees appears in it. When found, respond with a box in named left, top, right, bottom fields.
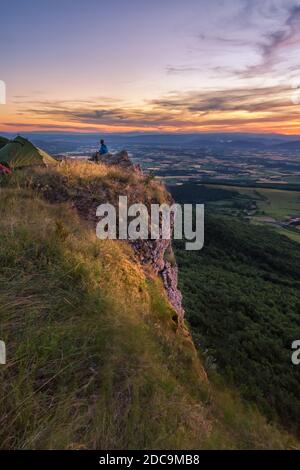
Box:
left=175, top=215, right=300, bottom=432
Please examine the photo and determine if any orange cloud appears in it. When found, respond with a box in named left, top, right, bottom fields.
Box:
left=1, top=84, right=300, bottom=134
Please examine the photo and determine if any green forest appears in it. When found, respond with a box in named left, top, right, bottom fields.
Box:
left=175, top=215, right=300, bottom=433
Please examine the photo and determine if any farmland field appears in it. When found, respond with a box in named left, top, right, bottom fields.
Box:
left=169, top=182, right=300, bottom=244
left=206, top=184, right=300, bottom=220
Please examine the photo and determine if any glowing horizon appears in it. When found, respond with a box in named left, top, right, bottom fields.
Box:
left=1, top=0, right=300, bottom=135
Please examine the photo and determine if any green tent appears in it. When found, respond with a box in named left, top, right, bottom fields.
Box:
left=0, top=136, right=9, bottom=150
left=0, top=136, right=57, bottom=168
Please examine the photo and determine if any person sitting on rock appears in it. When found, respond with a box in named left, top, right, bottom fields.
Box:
left=99, top=139, right=108, bottom=155
left=91, top=139, right=109, bottom=163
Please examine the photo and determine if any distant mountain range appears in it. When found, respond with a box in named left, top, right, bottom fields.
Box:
left=2, top=131, right=300, bottom=152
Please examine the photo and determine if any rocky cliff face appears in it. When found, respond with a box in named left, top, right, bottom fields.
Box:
left=130, top=238, right=184, bottom=325
left=97, top=151, right=184, bottom=324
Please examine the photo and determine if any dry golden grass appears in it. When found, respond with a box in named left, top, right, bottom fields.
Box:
left=0, top=186, right=211, bottom=449
left=4, top=160, right=171, bottom=217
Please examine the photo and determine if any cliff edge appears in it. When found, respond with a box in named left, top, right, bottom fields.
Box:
left=0, top=153, right=297, bottom=450
left=96, top=151, right=184, bottom=325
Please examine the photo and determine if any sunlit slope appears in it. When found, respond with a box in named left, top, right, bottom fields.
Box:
left=0, top=162, right=298, bottom=449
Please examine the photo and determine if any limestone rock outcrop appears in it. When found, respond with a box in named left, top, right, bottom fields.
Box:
left=97, top=151, right=184, bottom=323
left=97, top=150, right=143, bottom=175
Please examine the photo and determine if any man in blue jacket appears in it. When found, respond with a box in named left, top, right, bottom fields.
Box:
left=99, top=139, right=108, bottom=155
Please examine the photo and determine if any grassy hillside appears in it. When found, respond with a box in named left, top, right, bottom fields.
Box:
left=175, top=215, right=300, bottom=435
left=0, top=162, right=298, bottom=449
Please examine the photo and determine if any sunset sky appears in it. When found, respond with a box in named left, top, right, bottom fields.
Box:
left=1, top=0, right=300, bottom=134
